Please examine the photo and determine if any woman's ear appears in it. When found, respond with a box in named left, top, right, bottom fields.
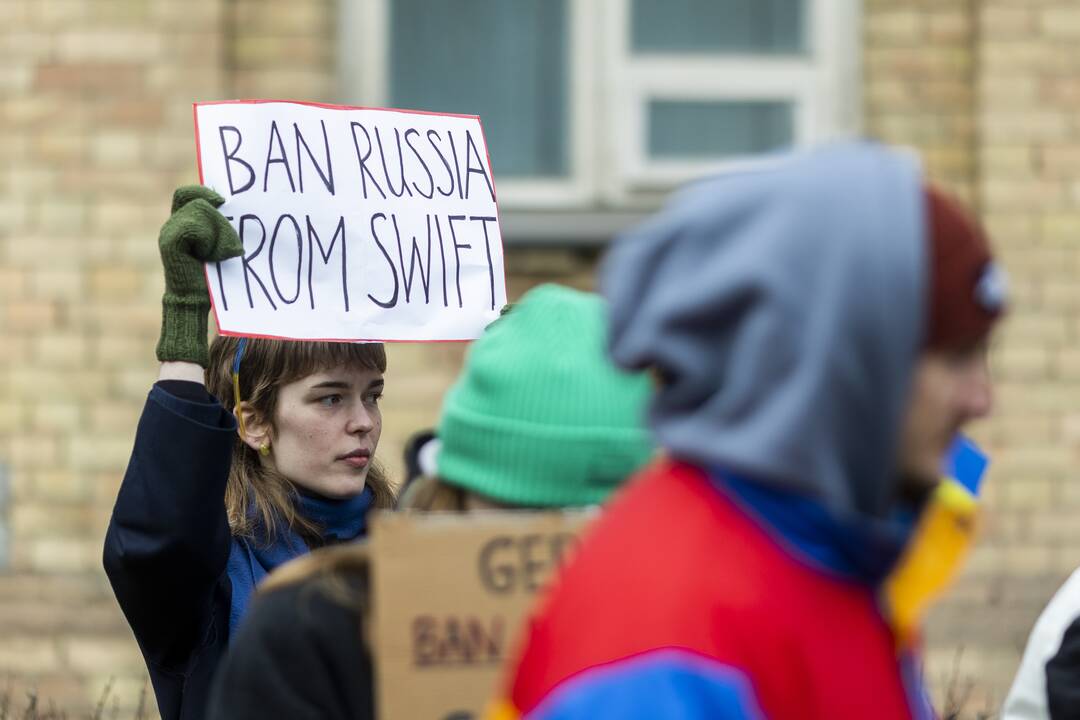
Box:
left=235, top=401, right=271, bottom=453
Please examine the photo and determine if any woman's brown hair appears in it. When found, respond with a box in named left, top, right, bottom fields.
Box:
left=206, top=336, right=395, bottom=544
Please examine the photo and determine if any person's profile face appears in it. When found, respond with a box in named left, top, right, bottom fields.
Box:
left=897, top=341, right=993, bottom=490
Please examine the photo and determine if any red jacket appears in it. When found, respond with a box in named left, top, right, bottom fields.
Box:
left=495, top=459, right=932, bottom=719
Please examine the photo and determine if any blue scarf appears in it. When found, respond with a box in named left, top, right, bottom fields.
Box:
left=711, top=469, right=919, bottom=586
left=226, top=486, right=375, bottom=634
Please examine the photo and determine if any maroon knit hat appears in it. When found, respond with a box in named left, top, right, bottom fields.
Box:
left=924, top=186, right=1007, bottom=350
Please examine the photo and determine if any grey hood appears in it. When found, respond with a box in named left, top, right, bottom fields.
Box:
left=601, top=142, right=926, bottom=520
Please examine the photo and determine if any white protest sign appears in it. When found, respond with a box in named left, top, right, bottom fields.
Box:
left=194, top=100, right=507, bottom=341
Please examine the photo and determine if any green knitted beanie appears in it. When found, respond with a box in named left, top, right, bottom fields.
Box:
left=436, top=283, right=655, bottom=507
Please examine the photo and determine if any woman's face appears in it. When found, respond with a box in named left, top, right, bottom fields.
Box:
left=257, top=365, right=384, bottom=499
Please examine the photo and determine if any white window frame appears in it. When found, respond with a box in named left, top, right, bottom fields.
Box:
left=340, top=0, right=600, bottom=210
left=339, top=0, right=860, bottom=212
left=601, top=0, right=860, bottom=203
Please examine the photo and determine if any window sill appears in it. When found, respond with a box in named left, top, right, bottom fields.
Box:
left=498, top=209, right=652, bottom=247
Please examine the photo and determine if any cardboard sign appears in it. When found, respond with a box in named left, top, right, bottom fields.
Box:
left=194, top=100, right=507, bottom=342
left=371, top=511, right=594, bottom=720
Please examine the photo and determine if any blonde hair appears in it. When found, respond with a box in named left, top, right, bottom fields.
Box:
left=395, top=474, right=468, bottom=512
left=206, top=336, right=395, bottom=545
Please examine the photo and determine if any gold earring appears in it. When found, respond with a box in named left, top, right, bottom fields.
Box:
left=259, top=443, right=270, bottom=457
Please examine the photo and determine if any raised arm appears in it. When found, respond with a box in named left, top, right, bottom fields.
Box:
left=103, top=186, right=244, bottom=672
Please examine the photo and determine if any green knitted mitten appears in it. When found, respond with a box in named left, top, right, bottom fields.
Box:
left=155, top=185, right=244, bottom=367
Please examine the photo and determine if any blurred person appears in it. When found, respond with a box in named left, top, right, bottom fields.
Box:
left=1048, top=605, right=1080, bottom=719
left=1003, top=569, right=1080, bottom=719
left=491, top=142, right=1006, bottom=719
left=202, top=283, right=656, bottom=720
left=400, top=427, right=439, bottom=493
left=102, top=186, right=394, bottom=720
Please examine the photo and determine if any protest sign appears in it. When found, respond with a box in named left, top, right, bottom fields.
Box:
left=194, top=100, right=507, bottom=341
left=370, top=510, right=593, bottom=720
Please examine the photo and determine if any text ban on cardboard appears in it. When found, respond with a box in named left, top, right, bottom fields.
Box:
left=194, top=100, right=507, bottom=342
left=371, top=511, right=593, bottom=720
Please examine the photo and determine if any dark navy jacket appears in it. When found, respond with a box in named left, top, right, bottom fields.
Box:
left=103, top=382, right=237, bottom=720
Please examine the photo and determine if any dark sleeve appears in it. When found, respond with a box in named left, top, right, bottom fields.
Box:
left=1048, top=614, right=1080, bottom=720
left=206, top=578, right=374, bottom=720
left=103, top=383, right=237, bottom=672
left=156, top=379, right=216, bottom=404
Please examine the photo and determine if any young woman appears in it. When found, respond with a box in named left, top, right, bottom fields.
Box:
left=202, top=283, right=657, bottom=720
left=103, top=186, right=393, bottom=720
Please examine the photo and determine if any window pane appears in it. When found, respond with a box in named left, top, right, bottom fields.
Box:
left=632, top=0, right=805, bottom=55
left=390, top=0, right=568, bottom=178
left=648, top=100, right=793, bottom=159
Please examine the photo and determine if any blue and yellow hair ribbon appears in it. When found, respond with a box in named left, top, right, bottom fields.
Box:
left=885, top=435, right=988, bottom=648
left=232, top=337, right=249, bottom=440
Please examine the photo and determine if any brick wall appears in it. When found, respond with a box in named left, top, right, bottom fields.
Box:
left=0, top=0, right=231, bottom=713
left=1, top=0, right=1074, bottom=716
left=865, top=0, right=977, bottom=205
